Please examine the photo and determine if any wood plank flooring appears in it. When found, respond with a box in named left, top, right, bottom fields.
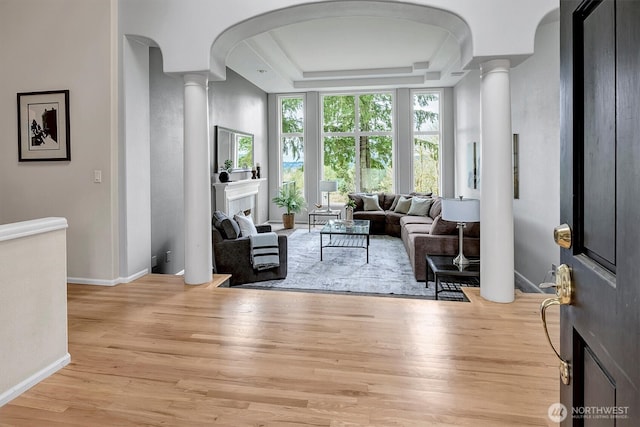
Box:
left=0, top=274, right=560, bottom=426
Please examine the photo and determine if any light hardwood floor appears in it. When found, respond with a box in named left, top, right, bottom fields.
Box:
left=0, top=274, right=560, bottom=426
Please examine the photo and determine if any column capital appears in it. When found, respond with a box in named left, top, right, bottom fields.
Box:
left=183, top=73, right=208, bottom=87
left=480, top=59, right=511, bottom=76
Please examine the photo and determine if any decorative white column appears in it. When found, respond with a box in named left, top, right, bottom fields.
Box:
left=479, top=59, right=515, bottom=303
left=183, top=73, right=212, bottom=285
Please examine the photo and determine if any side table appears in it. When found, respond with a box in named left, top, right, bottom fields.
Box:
left=426, top=255, right=480, bottom=301
left=308, top=209, right=341, bottom=232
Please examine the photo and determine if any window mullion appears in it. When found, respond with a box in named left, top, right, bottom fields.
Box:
left=354, top=95, right=361, bottom=193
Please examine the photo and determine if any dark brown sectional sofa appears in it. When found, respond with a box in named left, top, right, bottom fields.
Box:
left=348, top=192, right=480, bottom=281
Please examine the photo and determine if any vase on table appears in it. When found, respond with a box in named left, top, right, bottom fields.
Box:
left=346, top=207, right=353, bottom=221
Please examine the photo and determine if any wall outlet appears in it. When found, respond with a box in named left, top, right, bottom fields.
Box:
left=151, top=255, right=157, bottom=268
left=165, top=251, right=172, bottom=263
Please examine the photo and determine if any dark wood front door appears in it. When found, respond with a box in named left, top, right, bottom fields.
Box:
left=558, top=0, right=640, bottom=425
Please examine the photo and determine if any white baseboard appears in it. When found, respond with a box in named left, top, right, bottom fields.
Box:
left=119, top=268, right=149, bottom=283
left=67, top=268, right=148, bottom=286
left=0, top=353, right=70, bottom=407
left=515, top=270, right=543, bottom=293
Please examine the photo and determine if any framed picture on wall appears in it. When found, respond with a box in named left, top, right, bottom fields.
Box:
left=17, top=90, right=70, bottom=161
left=513, top=134, right=519, bottom=199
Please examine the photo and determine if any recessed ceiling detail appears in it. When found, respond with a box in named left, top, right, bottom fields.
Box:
left=226, top=15, right=467, bottom=92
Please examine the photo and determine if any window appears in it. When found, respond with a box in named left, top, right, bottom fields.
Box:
left=412, top=90, right=440, bottom=195
left=278, top=95, right=305, bottom=193
left=322, top=92, right=394, bottom=203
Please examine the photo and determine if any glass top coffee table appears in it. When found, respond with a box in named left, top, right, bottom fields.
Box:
left=308, top=209, right=341, bottom=232
left=426, top=255, right=480, bottom=301
left=320, top=219, right=370, bottom=263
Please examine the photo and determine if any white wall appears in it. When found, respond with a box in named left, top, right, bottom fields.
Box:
left=0, top=218, right=70, bottom=406
left=453, top=21, right=560, bottom=288
left=453, top=70, right=482, bottom=200
left=441, top=87, right=456, bottom=197
left=511, top=20, right=560, bottom=287
left=146, top=57, right=269, bottom=273
left=120, top=37, right=152, bottom=282
left=149, top=47, right=184, bottom=274
left=0, top=0, right=118, bottom=282
left=210, top=69, right=270, bottom=224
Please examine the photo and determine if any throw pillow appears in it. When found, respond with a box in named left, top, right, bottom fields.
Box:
left=389, top=194, right=402, bottom=211
left=362, top=194, right=383, bottom=211
left=430, top=214, right=458, bottom=235
left=234, top=213, right=258, bottom=236
left=212, top=210, right=240, bottom=239
left=407, top=197, right=433, bottom=216
left=394, top=196, right=412, bottom=214
left=429, top=197, right=442, bottom=219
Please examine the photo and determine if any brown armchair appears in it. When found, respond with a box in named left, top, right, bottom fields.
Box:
left=212, top=224, right=288, bottom=286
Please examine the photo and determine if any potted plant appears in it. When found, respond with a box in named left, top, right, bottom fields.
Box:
left=219, top=159, right=233, bottom=183
left=272, top=184, right=305, bottom=229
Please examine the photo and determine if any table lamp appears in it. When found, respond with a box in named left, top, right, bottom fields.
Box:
left=319, top=180, right=338, bottom=212
left=441, top=196, right=480, bottom=266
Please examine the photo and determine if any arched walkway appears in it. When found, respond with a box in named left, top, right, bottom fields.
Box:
left=209, top=1, right=472, bottom=80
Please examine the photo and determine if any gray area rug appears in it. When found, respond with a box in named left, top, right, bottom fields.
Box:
left=230, top=229, right=468, bottom=300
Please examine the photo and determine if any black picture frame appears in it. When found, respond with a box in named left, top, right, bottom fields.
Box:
left=513, top=134, right=519, bottom=199
left=17, top=90, right=70, bottom=161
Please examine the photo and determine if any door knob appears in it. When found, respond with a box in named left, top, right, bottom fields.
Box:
left=554, top=223, right=572, bottom=249
left=540, top=264, right=573, bottom=385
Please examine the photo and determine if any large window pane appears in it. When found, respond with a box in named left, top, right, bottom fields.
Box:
left=279, top=95, right=304, bottom=194
left=323, top=95, right=355, bottom=133
left=359, top=136, right=392, bottom=193
left=413, top=93, right=439, bottom=132
left=323, top=136, right=355, bottom=204
left=281, top=97, right=304, bottom=133
left=412, top=91, right=440, bottom=194
left=322, top=92, right=394, bottom=199
left=359, top=93, right=393, bottom=132
left=414, top=135, right=439, bottom=195
left=282, top=136, right=304, bottom=193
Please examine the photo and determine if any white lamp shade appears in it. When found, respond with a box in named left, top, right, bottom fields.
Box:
left=319, top=180, right=338, bottom=192
left=441, top=198, right=480, bottom=222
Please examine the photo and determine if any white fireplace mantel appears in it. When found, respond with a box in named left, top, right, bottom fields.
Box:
left=213, top=178, right=266, bottom=223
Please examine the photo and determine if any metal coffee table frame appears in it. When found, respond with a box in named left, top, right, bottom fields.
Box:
left=320, top=220, right=370, bottom=263
left=308, top=209, right=342, bottom=232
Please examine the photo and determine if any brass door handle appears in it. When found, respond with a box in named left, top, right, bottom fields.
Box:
left=540, top=264, right=573, bottom=385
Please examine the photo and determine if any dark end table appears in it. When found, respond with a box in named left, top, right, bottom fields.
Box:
left=426, top=255, right=480, bottom=301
